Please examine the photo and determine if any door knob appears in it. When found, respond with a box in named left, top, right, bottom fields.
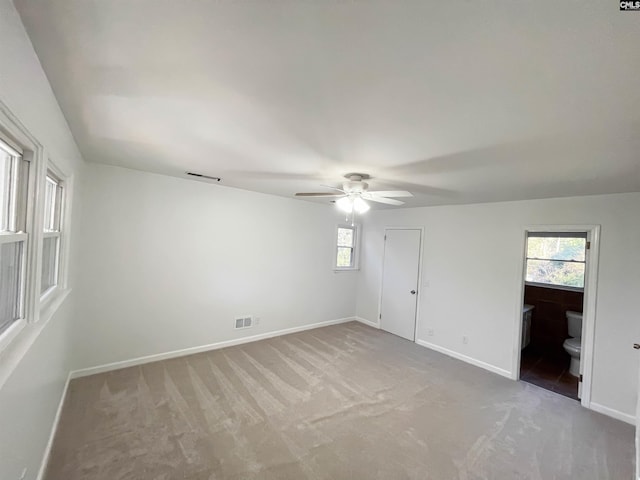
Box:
left=634, top=344, right=640, bottom=350
left=410, top=290, right=416, bottom=295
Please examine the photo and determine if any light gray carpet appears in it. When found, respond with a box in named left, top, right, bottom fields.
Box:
left=45, top=322, right=634, bottom=479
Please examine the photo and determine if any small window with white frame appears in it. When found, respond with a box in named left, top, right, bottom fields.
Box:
left=41, top=169, right=63, bottom=297
left=525, top=232, right=587, bottom=290
left=0, top=136, right=29, bottom=335
left=335, top=224, right=359, bottom=270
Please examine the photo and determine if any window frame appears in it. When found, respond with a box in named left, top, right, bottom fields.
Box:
left=0, top=100, right=74, bottom=360
left=524, top=232, right=587, bottom=292
left=0, top=120, right=39, bottom=349
left=333, top=224, right=360, bottom=271
left=40, top=166, right=68, bottom=303
left=0, top=135, right=30, bottom=338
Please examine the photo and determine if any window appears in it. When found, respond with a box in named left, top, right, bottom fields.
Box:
left=41, top=170, right=63, bottom=296
left=0, top=137, right=29, bottom=335
left=0, top=104, right=74, bottom=355
left=525, top=232, right=587, bottom=289
left=335, top=225, right=358, bottom=269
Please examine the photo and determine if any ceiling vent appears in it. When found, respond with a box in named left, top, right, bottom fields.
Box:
left=186, top=172, right=221, bottom=182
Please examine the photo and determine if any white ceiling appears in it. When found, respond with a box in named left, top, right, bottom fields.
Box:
left=15, top=0, right=640, bottom=208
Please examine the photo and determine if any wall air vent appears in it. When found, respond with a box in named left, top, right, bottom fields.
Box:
left=186, top=172, right=222, bottom=182
left=235, top=316, right=253, bottom=329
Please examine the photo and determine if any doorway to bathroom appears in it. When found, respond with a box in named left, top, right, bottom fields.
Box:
left=514, top=226, right=600, bottom=407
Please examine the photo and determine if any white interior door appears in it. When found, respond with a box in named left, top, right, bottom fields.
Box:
left=380, top=229, right=421, bottom=341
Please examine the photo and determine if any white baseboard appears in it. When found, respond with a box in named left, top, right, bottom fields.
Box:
left=70, top=316, right=357, bottom=379
left=354, top=316, right=379, bottom=328
left=36, top=318, right=635, bottom=478
left=589, top=401, right=635, bottom=425
left=36, top=371, right=72, bottom=480
left=415, top=339, right=512, bottom=379
left=38, top=317, right=357, bottom=476
left=414, top=339, right=635, bottom=426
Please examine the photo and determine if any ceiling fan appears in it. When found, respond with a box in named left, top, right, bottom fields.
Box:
left=295, top=173, right=413, bottom=214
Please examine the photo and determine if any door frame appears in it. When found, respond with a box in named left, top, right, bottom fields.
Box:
left=512, top=224, right=601, bottom=409
left=377, top=227, right=425, bottom=342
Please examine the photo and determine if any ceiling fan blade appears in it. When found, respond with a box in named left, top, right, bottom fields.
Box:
left=364, top=196, right=405, bottom=206
left=295, top=193, right=345, bottom=197
left=365, top=190, right=413, bottom=198
left=370, top=179, right=455, bottom=197
left=320, top=184, right=346, bottom=193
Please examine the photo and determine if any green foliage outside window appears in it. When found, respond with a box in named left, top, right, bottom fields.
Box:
left=336, top=227, right=355, bottom=268
left=526, top=236, right=586, bottom=288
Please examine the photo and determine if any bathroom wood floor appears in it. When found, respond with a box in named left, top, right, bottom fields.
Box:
left=520, top=346, right=579, bottom=400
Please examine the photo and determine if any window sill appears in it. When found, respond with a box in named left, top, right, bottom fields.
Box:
left=40, top=283, right=60, bottom=308
left=40, top=287, right=71, bottom=325
left=0, top=318, right=27, bottom=356
left=525, top=281, right=584, bottom=293
left=0, top=288, right=72, bottom=390
left=334, top=268, right=360, bottom=273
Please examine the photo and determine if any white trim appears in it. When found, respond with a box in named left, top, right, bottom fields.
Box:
left=0, top=231, right=27, bottom=244
left=589, top=402, right=635, bottom=426
left=0, top=318, right=26, bottom=353
left=70, top=316, right=357, bottom=379
left=36, top=371, right=72, bottom=480
left=24, top=144, right=43, bottom=324
left=0, top=289, right=72, bottom=391
left=579, top=226, right=600, bottom=408
left=524, top=281, right=584, bottom=293
left=39, top=288, right=71, bottom=325
left=0, top=103, right=42, bottom=151
left=39, top=284, right=57, bottom=304
left=33, top=318, right=633, bottom=480
left=0, top=100, right=45, bottom=356
left=378, top=227, right=424, bottom=341
left=512, top=225, right=601, bottom=409
left=511, top=229, right=529, bottom=380
left=38, top=160, right=72, bottom=311
left=355, top=316, right=380, bottom=328
left=39, top=233, right=61, bottom=302
left=0, top=135, right=23, bottom=156
left=57, top=173, right=73, bottom=292
left=416, top=338, right=512, bottom=378
left=0, top=99, right=46, bottom=328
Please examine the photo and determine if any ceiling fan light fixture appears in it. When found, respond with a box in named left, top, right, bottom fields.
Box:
left=336, top=196, right=354, bottom=213
left=353, top=196, right=370, bottom=213
left=296, top=172, right=411, bottom=213
left=336, top=195, right=370, bottom=214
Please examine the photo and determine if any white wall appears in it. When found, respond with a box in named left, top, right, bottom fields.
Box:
left=0, top=1, right=85, bottom=479
left=0, top=6, right=636, bottom=479
left=73, top=163, right=358, bottom=369
left=357, top=193, right=640, bottom=420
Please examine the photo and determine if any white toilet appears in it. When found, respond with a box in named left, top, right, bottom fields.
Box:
left=563, top=311, right=582, bottom=377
